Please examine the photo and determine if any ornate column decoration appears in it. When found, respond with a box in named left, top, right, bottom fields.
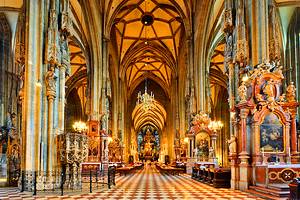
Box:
left=45, top=1, right=60, bottom=177
left=45, top=65, right=57, bottom=174
left=45, top=9, right=61, bottom=66
left=269, top=2, right=281, bottom=60
left=268, top=2, right=281, bottom=61
left=61, top=0, right=72, bottom=33
left=234, top=0, right=249, bottom=66
left=58, top=0, right=72, bottom=134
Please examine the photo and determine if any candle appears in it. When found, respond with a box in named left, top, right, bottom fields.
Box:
left=262, top=147, right=264, bottom=157
left=288, top=147, right=291, bottom=157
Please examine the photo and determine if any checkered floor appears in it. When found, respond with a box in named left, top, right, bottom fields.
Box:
left=0, top=165, right=262, bottom=199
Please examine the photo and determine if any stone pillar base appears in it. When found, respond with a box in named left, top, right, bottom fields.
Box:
left=229, top=154, right=239, bottom=190
left=238, top=152, right=250, bottom=191
left=238, top=164, right=250, bottom=191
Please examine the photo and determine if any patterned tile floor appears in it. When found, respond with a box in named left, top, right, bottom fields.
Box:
left=0, top=165, right=263, bottom=200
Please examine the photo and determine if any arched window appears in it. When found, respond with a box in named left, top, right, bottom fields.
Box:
left=285, top=8, right=300, bottom=105
left=0, top=13, right=12, bottom=122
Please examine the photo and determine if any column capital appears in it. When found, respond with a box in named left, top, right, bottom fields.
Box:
left=239, top=108, right=249, bottom=119
left=46, top=91, right=56, bottom=100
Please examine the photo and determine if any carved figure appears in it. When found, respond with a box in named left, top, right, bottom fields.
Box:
left=60, top=34, right=71, bottom=76
left=263, top=79, right=276, bottom=101
left=45, top=65, right=57, bottom=95
left=224, top=34, right=233, bottom=62
left=238, top=82, right=247, bottom=102
left=227, top=135, right=237, bottom=154
left=18, top=61, right=25, bottom=91
left=286, top=82, right=296, bottom=102
left=194, top=148, right=198, bottom=158
left=279, top=94, right=286, bottom=102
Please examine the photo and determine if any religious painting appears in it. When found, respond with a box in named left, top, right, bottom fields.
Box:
left=260, top=113, right=283, bottom=152
left=195, top=131, right=210, bottom=161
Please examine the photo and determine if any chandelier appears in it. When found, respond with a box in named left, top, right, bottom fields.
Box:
left=208, top=120, right=223, bottom=132
left=137, top=79, right=154, bottom=111
left=72, top=121, right=88, bottom=133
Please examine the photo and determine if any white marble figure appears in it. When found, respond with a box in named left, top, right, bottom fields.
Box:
left=227, top=135, right=237, bottom=154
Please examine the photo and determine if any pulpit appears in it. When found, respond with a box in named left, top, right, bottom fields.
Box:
left=58, top=132, right=88, bottom=189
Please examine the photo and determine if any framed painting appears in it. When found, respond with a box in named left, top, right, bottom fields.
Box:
left=260, top=112, right=283, bottom=152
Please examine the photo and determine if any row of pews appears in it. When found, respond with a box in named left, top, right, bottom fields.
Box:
left=156, top=163, right=186, bottom=175
left=116, top=163, right=144, bottom=176
left=192, top=163, right=231, bottom=188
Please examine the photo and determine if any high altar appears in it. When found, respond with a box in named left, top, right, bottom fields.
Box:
left=233, top=61, right=299, bottom=191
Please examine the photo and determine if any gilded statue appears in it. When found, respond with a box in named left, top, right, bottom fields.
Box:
left=263, top=79, right=276, bottom=101
left=238, top=81, right=247, bottom=102
left=286, top=82, right=296, bottom=102
left=45, top=65, right=57, bottom=97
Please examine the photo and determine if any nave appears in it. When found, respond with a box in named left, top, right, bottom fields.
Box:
left=0, top=164, right=262, bottom=200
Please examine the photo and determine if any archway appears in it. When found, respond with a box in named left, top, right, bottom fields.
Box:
left=106, top=0, right=190, bottom=162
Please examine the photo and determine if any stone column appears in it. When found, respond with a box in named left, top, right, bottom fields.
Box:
left=230, top=118, right=239, bottom=189
left=186, top=134, right=195, bottom=174
left=238, top=108, right=250, bottom=190
left=45, top=64, right=57, bottom=182
left=21, top=0, right=46, bottom=191
left=211, top=132, right=218, bottom=166
left=58, top=31, right=70, bottom=135
left=285, top=122, right=291, bottom=164
left=58, top=65, right=66, bottom=134
left=252, top=123, right=261, bottom=164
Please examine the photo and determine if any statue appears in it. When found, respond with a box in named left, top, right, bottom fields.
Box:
left=263, top=79, right=276, bottom=101
left=194, top=147, right=198, bottom=159
left=17, top=60, right=25, bottom=99
left=45, top=65, right=57, bottom=96
left=227, top=135, right=237, bottom=154
left=286, top=82, right=296, bottom=102
left=60, top=34, right=71, bottom=76
left=238, top=81, right=247, bottom=102
left=209, top=147, right=215, bottom=159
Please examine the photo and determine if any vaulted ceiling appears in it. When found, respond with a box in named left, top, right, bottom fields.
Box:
left=132, top=100, right=167, bottom=131
left=108, top=0, right=190, bottom=90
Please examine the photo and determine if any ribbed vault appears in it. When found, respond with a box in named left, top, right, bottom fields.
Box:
left=209, top=40, right=227, bottom=108
left=108, top=0, right=189, bottom=90
left=132, top=100, right=167, bottom=131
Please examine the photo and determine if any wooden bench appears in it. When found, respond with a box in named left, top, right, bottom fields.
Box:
left=116, top=167, right=134, bottom=176
left=213, top=168, right=231, bottom=188
left=156, top=164, right=185, bottom=175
